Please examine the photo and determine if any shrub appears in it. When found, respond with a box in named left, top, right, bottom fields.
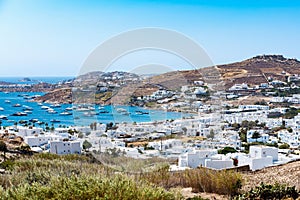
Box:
left=236, top=182, right=299, bottom=200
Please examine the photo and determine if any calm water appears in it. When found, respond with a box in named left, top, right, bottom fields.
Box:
left=0, top=77, right=74, bottom=84
left=0, top=92, right=189, bottom=127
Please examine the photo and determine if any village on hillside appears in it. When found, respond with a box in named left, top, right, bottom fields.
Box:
left=1, top=60, right=300, bottom=173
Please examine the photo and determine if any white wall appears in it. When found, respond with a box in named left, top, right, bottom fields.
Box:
left=251, top=156, right=273, bottom=171
left=205, top=159, right=234, bottom=170
left=250, top=146, right=278, bottom=161
left=25, top=135, right=61, bottom=147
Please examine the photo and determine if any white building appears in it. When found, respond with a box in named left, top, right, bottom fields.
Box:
left=17, top=127, right=43, bottom=137
left=25, top=134, right=62, bottom=147
left=50, top=141, right=81, bottom=155
left=247, top=129, right=269, bottom=143
left=178, top=149, right=218, bottom=168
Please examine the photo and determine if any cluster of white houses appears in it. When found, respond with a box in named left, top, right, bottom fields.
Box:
left=1, top=101, right=300, bottom=171
left=177, top=146, right=280, bottom=171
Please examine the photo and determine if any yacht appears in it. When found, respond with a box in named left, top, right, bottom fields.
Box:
left=0, top=115, right=8, bottom=120
left=5, top=100, right=11, bottom=103
left=41, top=105, right=50, bottom=110
left=0, top=107, right=4, bottom=111
left=50, top=119, right=60, bottom=123
left=51, top=103, right=61, bottom=108
left=60, top=112, right=72, bottom=116
left=11, top=112, right=27, bottom=116
left=47, top=108, right=57, bottom=114
left=65, top=107, right=73, bottom=111
left=13, top=104, right=21, bottom=107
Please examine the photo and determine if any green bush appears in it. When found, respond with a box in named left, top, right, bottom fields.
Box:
left=0, top=155, right=181, bottom=200
left=0, top=159, right=15, bottom=170
left=236, top=182, right=299, bottom=200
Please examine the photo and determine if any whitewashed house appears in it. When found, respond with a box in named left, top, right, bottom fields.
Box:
left=247, top=129, right=269, bottom=143
left=25, top=134, right=62, bottom=147
left=50, top=141, right=81, bottom=155
left=178, top=149, right=218, bottom=168
left=17, top=127, right=43, bottom=137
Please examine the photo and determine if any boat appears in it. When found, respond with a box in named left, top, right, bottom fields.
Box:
left=51, top=103, right=61, bottom=108
left=135, top=111, right=149, bottom=115
left=37, top=103, right=43, bottom=106
left=29, top=119, right=39, bottom=123
left=11, top=112, right=27, bottom=116
left=50, top=119, right=60, bottom=123
left=41, top=106, right=50, bottom=110
left=75, top=107, right=90, bottom=112
left=98, top=106, right=105, bottom=110
left=65, top=107, right=73, bottom=111
left=59, top=112, right=72, bottom=116
left=47, top=109, right=57, bottom=114
left=99, top=110, right=109, bottom=114
left=0, top=107, right=4, bottom=111
left=24, top=110, right=33, bottom=114
left=5, top=100, right=11, bottom=103
left=19, top=120, right=28, bottom=124
left=23, top=105, right=33, bottom=110
left=83, top=111, right=97, bottom=117
left=13, top=104, right=21, bottom=107
left=0, top=115, right=8, bottom=120
left=116, top=108, right=127, bottom=113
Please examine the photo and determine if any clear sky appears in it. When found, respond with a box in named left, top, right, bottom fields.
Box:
left=1, top=0, right=300, bottom=76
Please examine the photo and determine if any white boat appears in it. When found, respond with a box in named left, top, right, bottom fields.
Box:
left=24, top=110, right=33, bottom=114
left=51, top=103, right=61, bottom=108
left=65, top=107, right=73, bottom=111
left=83, top=111, right=97, bottom=117
left=23, top=105, right=33, bottom=110
left=41, top=106, right=50, bottom=110
left=13, top=104, right=21, bottom=107
left=116, top=108, right=127, bottom=113
left=0, top=115, right=8, bottom=120
left=75, top=107, right=90, bottom=112
left=47, top=108, right=57, bottom=114
left=37, top=103, right=43, bottom=106
left=60, top=112, right=72, bottom=116
left=5, top=100, right=10, bottom=103
left=0, top=107, right=4, bottom=111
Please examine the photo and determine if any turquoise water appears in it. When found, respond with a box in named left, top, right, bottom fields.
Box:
left=0, top=92, right=189, bottom=127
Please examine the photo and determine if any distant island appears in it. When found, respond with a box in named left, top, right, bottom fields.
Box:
left=18, top=77, right=38, bottom=82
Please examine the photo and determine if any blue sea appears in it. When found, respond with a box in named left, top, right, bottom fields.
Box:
left=0, top=77, right=190, bottom=127
left=0, top=76, right=74, bottom=85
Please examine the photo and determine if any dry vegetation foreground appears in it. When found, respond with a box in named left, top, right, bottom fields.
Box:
left=242, top=160, right=300, bottom=191
left=0, top=153, right=299, bottom=200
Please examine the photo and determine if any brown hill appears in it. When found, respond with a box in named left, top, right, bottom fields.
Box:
left=148, top=55, right=300, bottom=90
left=34, top=55, right=300, bottom=104
left=217, top=55, right=300, bottom=88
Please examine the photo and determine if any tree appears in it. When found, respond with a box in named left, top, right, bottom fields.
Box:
left=238, top=128, right=247, bottom=142
left=82, top=140, right=92, bottom=151
left=0, top=140, right=8, bottom=161
left=279, top=143, right=290, bottom=149
left=218, top=146, right=237, bottom=155
left=251, top=131, right=261, bottom=142
left=207, top=129, right=215, bottom=140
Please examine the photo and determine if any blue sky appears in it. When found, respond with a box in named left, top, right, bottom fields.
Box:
left=1, top=0, right=300, bottom=76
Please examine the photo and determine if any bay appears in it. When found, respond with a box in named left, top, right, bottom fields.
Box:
left=0, top=92, right=189, bottom=128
